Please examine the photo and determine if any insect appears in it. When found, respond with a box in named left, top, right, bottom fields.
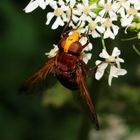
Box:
left=20, top=21, right=99, bottom=130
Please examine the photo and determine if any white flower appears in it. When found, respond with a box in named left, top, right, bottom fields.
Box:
left=80, top=37, right=93, bottom=64
left=46, top=2, right=68, bottom=29
left=87, top=16, right=105, bottom=38
left=45, top=44, right=58, bottom=58
left=99, top=0, right=118, bottom=20
left=76, top=0, right=97, bottom=22
left=100, top=18, right=119, bottom=39
left=95, top=47, right=127, bottom=86
left=117, top=0, right=140, bottom=27
left=24, top=0, right=46, bottom=13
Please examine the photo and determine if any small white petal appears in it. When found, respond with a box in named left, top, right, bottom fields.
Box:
left=99, top=0, right=105, bottom=6
left=99, top=9, right=106, bottom=17
left=91, top=30, right=101, bottom=38
left=107, top=0, right=112, bottom=3
left=121, top=15, right=133, bottom=27
left=104, top=28, right=115, bottom=39
left=45, top=44, right=59, bottom=58
left=108, top=65, right=118, bottom=86
left=112, top=24, right=119, bottom=36
left=87, top=43, right=93, bottom=51
left=24, top=0, right=38, bottom=13
left=83, top=53, right=92, bottom=64
left=112, top=47, right=120, bottom=57
left=99, top=49, right=110, bottom=59
left=89, top=11, right=96, bottom=18
left=37, top=0, right=46, bottom=9
left=52, top=17, right=64, bottom=29
left=108, top=65, right=127, bottom=86
left=117, top=68, right=127, bottom=76
left=96, top=26, right=105, bottom=34
left=109, top=11, right=117, bottom=20
left=95, top=62, right=108, bottom=80
left=96, top=60, right=102, bottom=65
left=117, top=7, right=126, bottom=18
left=46, top=12, right=54, bottom=25
left=82, top=0, right=88, bottom=6
left=80, top=14, right=87, bottom=21
left=70, top=0, right=76, bottom=8
left=117, top=58, right=124, bottom=63
left=79, top=37, right=87, bottom=45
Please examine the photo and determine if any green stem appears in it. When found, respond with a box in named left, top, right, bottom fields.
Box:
left=121, top=36, right=138, bottom=41
left=133, top=45, right=140, bottom=56
left=101, top=37, right=107, bottom=51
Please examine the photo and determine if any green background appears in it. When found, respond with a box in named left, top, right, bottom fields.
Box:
left=0, top=1, right=140, bottom=140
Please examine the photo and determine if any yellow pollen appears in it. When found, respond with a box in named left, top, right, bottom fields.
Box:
left=82, top=6, right=90, bottom=14
left=89, top=22, right=97, bottom=30
left=54, top=8, right=63, bottom=16
left=104, top=18, right=112, bottom=28
left=128, top=8, right=137, bottom=15
left=64, top=32, right=79, bottom=53
left=106, top=56, right=115, bottom=63
left=105, top=3, right=111, bottom=11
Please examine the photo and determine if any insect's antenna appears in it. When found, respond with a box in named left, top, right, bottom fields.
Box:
left=61, top=8, right=72, bottom=38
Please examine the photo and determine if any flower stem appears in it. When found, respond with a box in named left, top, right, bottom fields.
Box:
left=101, top=37, right=107, bottom=51
left=121, top=36, right=138, bottom=41
left=133, top=45, right=140, bottom=56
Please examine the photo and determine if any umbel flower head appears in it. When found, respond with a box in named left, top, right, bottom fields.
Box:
left=24, top=0, right=140, bottom=39
left=95, top=47, right=127, bottom=86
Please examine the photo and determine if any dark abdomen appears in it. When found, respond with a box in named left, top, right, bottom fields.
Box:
left=55, top=51, right=79, bottom=90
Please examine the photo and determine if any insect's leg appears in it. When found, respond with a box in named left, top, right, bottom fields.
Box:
left=61, top=8, right=72, bottom=38
left=90, top=61, right=104, bottom=77
left=81, top=27, right=90, bottom=49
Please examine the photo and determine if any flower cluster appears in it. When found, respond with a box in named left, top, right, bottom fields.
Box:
left=95, top=47, right=127, bottom=86
left=24, top=0, right=140, bottom=39
left=24, top=0, right=140, bottom=86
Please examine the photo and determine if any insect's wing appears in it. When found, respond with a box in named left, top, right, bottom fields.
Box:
left=76, top=68, right=99, bottom=130
left=19, top=58, right=55, bottom=94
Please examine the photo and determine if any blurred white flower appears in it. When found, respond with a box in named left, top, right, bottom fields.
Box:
left=24, top=0, right=46, bottom=13
left=95, top=47, right=127, bottom=86
left=45, top=44, right=58, bottom=58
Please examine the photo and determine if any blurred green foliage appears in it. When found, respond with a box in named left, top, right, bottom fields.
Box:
left=0, top=1, right=140, bottom=140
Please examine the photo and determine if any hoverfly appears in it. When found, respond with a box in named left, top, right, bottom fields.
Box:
left=20, top=20, right=99, bottom=130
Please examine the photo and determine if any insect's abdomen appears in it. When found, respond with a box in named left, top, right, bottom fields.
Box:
left=55, top=51, right=79, bottom=90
